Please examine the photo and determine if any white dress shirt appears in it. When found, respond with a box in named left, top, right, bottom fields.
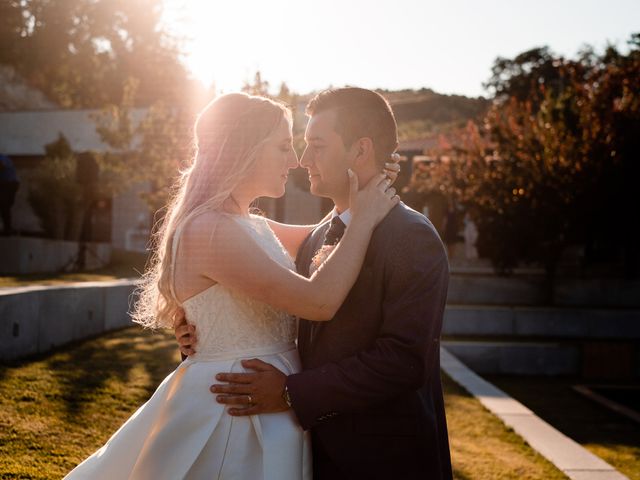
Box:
left=331, top=208, right=352, bottom=227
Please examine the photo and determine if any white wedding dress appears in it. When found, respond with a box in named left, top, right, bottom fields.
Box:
left=65, top=214, right=312, bottom=480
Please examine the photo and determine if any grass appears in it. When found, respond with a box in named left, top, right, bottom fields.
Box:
left=443, top=375, right=567, bottom=480
left=0, top=329, right=179, bottom=479
left=0, top=250, right=147, bottom=288
left=488, top=375, right=640, bottom=480
left=1, top=328, right=567, bottom=480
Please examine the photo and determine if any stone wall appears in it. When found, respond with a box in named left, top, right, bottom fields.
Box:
left=0, top=280, right=137, bottom=361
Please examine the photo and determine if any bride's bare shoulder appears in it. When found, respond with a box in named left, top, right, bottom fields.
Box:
left=180, top=211, right=251, bottom=249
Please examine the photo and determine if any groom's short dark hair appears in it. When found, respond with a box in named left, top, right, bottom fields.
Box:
left=306, top=87, right=398, bottom=167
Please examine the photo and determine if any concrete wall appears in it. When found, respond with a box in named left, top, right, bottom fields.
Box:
left=0, top=237, right=111, bottom=274
left=0, top=280, right=137, bottom=361
left=447, top=274, right=640, bottom=308
left=442, top=305, right=640, bottom=377
left=443, top=341, right=581, bottom=376
left=111, top=182, right=151, bottom=251
left=443, top=305, right=640, bottom=339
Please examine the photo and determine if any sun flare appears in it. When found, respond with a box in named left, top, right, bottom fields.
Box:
left=163, top=0, right=300, bottom=93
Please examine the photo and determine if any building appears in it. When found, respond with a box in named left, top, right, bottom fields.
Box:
left=0, top=107, right=154, bottom=251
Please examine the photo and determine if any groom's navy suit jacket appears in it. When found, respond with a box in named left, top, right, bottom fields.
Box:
left=286, top=203, right=453, bottom=480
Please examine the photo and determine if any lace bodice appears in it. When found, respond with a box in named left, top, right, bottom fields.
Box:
left=174, top=214, right=297, bottom=357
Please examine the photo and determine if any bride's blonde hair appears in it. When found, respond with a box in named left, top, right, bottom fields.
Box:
left=132, top=92, right=291, bottom=329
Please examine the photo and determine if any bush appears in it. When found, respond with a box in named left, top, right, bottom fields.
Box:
left=28, top=135, right=86, bottom=240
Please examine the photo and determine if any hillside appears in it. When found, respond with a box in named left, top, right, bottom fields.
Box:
left=379, top=88, right=489, bottom=140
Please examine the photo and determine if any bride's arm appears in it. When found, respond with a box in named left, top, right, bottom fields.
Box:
left=182, top=173, right=397, bottom=321
left=264, top=213, right=330, bottom=260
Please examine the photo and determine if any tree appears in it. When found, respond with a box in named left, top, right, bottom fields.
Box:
left=242, top=71, right=270, bottom=97
left=3, top=0, right=198, bottom=247
left=575, top=34, right=640, bottom=277
left=410, top=33, right=640, bottom=288
left=28, top=134, right=87, bottom=240
left=484, top=47, right=560, bottom=103
left=1, top=0, right=190, bottom=108
left=93, top=79, right=192, bottom=215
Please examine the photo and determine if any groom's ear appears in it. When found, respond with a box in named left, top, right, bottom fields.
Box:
left=351, top=137, right=375, bottom=168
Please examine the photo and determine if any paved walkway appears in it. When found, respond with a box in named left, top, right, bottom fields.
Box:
left=441, top=348, right=629, bottom=480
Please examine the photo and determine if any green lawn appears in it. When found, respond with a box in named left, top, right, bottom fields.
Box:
left=0, top=328, right=566, bottom=479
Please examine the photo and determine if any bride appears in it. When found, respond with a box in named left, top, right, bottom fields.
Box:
left=64, top=92, right=399, bottom=479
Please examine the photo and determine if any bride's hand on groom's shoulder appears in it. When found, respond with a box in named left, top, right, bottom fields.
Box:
left=173, top=308, right=197, bottom=356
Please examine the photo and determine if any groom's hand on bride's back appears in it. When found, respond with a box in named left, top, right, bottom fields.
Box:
left=173, top=307, right=197, bottom=356
left=211, top=359, right=289, bottom=416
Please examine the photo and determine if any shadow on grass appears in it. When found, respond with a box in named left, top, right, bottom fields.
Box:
left=451, top=469, right=473, bottom=480
left=488, top=375, right=640, bottom=478
left=488, top=375, right=640, bottom=446
left=442, top=375, right=479, bottom=480
left=442, top=372, right=473, bottom=399
left=42, top=328, right=179, bottom=422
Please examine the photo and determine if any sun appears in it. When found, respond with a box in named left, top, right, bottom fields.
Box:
left=162, top=0, right=280, bottom=92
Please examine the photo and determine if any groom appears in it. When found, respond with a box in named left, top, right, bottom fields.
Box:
left=176, top=87, right=453, bottom=479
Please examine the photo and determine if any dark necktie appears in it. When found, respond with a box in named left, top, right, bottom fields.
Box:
left=323, top=216, right=346, bottom=246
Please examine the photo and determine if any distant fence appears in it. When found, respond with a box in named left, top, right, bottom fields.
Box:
left=0, top=280, right=137, bottom=361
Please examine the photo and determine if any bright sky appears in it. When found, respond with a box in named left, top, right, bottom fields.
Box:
left=162, top=0, right=639, bottom=98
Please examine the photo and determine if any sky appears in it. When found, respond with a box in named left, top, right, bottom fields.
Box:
left=162, top=0, right=639, bottom=98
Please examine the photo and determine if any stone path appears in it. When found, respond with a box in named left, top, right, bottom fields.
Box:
left=441, top=348, right=629, bottom=480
